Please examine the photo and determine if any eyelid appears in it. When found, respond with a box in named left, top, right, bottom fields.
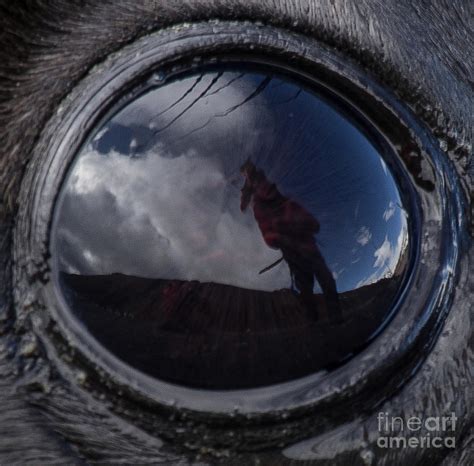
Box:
left=10, top=24, right=467, bottom=453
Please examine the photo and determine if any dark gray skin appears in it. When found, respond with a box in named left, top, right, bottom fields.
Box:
left=0, top=1, right=472, bottom=464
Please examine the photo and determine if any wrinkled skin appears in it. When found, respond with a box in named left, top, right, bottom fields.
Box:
left=0, top=1, right=472, bottom=465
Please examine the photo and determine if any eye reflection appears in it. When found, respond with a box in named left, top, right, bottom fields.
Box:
left=52, top=64, right=410, bottom=389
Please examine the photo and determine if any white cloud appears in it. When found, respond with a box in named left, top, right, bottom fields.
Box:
left=356, top=226, right=372, bottom=246
left=356, top=224, right=408, bottom=288
left=383, top=201, right=396, bottom=221
left=55, top=71, right=298, bottom=291
left=58, top=147, right=291, bottom=292
left=380, top=157, right=388, bottom=176
left=373, top=235, right=392, bottom=269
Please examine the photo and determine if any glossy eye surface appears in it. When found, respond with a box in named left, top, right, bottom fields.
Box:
left=51, top=63, right=411, bottom=389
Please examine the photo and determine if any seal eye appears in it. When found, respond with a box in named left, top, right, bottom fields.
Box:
left=51, top=63, right=411, bottom=389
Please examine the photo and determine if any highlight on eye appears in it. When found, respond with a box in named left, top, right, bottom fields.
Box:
left=51, top=63, right=411, bottom=389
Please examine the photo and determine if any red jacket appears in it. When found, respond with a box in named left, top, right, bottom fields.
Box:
left=243, top=171, right=320, bottom=254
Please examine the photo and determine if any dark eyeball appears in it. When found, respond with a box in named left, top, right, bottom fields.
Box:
left=51, top=63, right=412, bottom=389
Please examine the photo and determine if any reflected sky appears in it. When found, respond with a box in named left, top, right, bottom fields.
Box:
left=53, top=66, right=409, bottom=295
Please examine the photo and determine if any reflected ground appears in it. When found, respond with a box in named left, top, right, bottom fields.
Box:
left=53, top=64, right=410, bottom=388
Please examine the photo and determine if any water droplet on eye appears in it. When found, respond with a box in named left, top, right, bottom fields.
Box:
left=75, top=370, right=88, bottom=385
left=360, top=448, right=375, bottom=465
left=19, top=336, right=38, bottom=357
left=29, top=310, right=48, bottom=330
left=52, top=62, right=412, bottom=389
left=149, top=71, right=166, bottom=85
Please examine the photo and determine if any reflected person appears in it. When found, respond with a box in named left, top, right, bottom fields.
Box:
left=240, top=159, right=343, bottom=323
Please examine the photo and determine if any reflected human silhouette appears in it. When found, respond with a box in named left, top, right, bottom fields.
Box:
left=240, top=159, right=342, bottom=322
